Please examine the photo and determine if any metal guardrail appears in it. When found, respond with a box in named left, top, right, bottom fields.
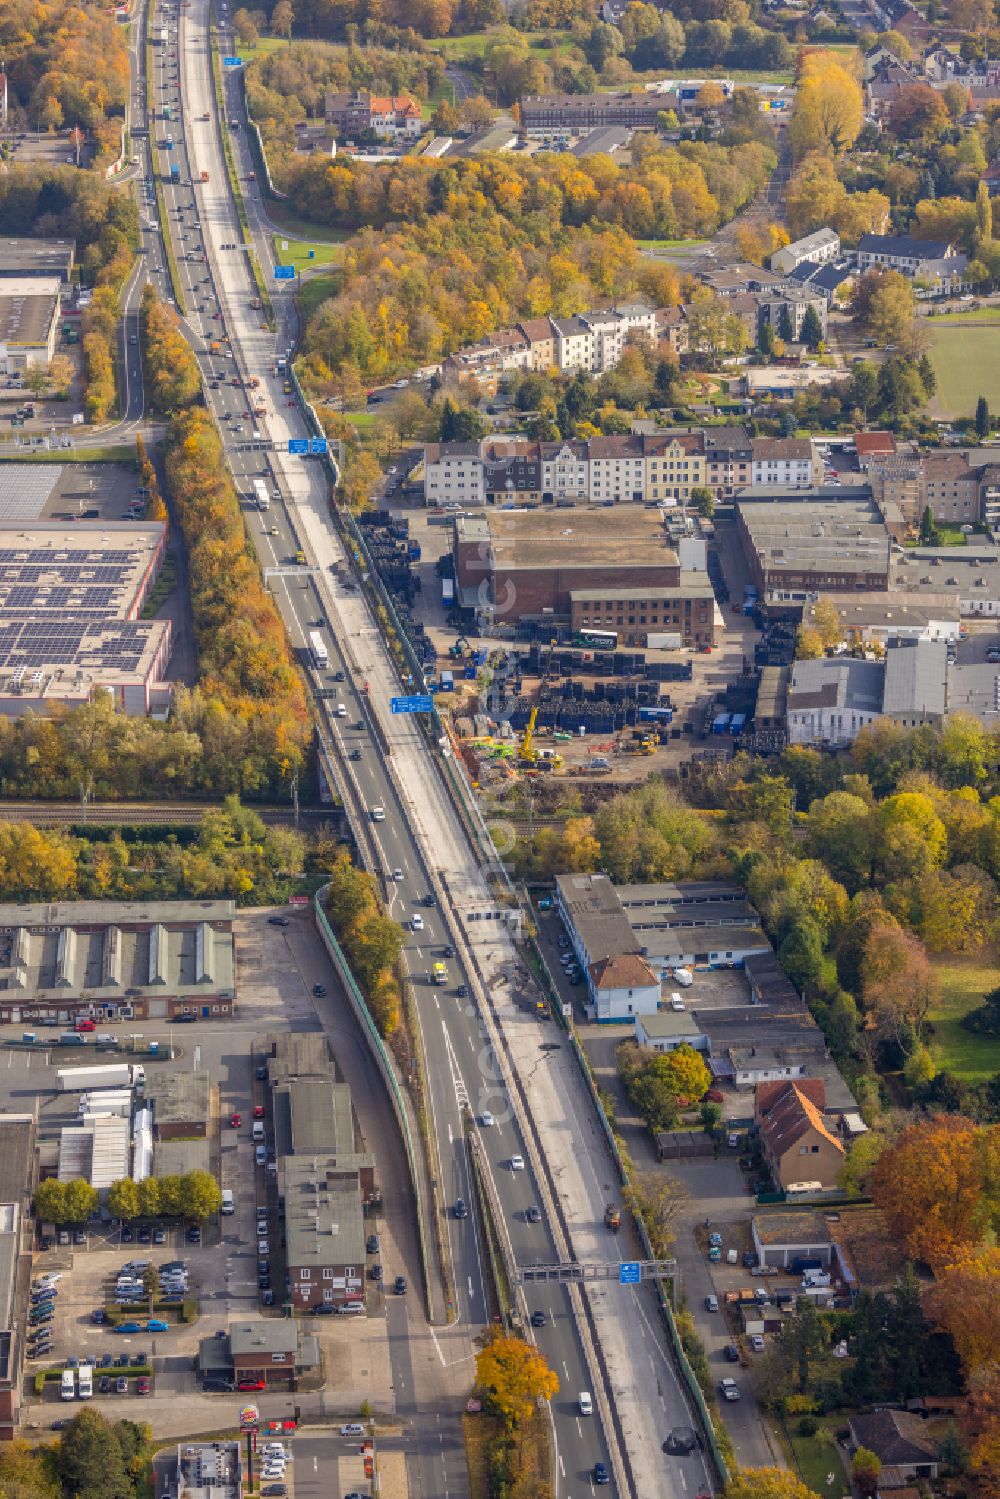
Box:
left=312, top=884, right=435, bottom=1322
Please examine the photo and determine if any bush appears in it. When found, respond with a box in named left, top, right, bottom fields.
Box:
left=797, top=1416, right=819, bottom=1436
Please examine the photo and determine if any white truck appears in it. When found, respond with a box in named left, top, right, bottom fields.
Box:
left=56, top=1063, right=145, bottom=1093
left=158, top=25, right=168, bottom=42
left=78, top=1090, right=133, bottom=1118
left=78, top=1364, right=93, bottom=1399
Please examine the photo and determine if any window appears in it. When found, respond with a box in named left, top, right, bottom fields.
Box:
left=323, top=1288, right=334, bottom=1302
left=300, top=1268, right=311, bottom=1280
left=322, top=1268, right=334, bottom=1280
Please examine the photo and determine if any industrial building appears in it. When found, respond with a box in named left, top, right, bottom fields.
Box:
left=57, top=1113, right=130, bottom=1191
left=735, top=490, right=892, bottom=594
left=146, top=1070, right=212, bottom=1139
left=786, top=638, right=948, bottom=746
left=174, top=1441, right=242, bottom=1499
left=0, top=278, right=61, bottom=372
left=0, top=1116, right=35, bottom=1439
left=0, top=521, right=172, bottom=716
left=450, top=508, right=718, bottom=643
left=0, top=899, right=236, bottom=1025
left=0, top=238, right=75, bottom=284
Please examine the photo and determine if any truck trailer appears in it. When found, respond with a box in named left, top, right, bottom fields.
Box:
left=56, top=1064, right=145, bottom=1093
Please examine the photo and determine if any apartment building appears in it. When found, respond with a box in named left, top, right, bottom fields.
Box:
left=519, top=91, right=667, bottom=142
left=751, top=437, right=822, bottom=488
left=553, top=316, right=595, bottom=374
left=757, top=283, right=829, bottom=341
left=769, top=228, right=840, bottom=276
left=324, top=90, right=422, bottom=140
left=856, top=234, right=964, bottom=280
left=646, top=432, right=705, bottom=502
left=589, top=434, right=646, bottom=504
left=704, top=426, right=753, bottom=496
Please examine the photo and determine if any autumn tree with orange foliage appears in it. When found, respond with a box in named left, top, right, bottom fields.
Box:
left=870, top=1115, right=1000, bottom=1270
left=475, top=1330, right=559, bottom=1430
left=965, top=1372, right=1000, bottom=1499
left=927, top=1246, right=1000, bottom=1374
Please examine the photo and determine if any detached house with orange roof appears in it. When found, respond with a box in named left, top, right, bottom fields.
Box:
left=756, top=1078, right=845, bottom=1191
left=324, top=90, right=423, bottom=142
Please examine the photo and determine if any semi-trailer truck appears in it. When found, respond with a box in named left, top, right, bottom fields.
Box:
left=78, top=1090, right=133, bottom=1118
left=169, top=163, right=180, bottom=183
left=57, top=1064, right=145, bottom=1093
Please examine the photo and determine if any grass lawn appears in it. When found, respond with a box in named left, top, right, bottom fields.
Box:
left=782, top=1418, right=849, bottom=1495
left=928, top=306, right=1000, bottom=324
left=272, top=235, right=342, bottom=273
left=296, top=271, right=339, bottom=320
left=264, top=199, right=348, bottom=244
left=638, top=236, right=709, bottom=250
left=342, top=409, right=379, bottom=430
left=927, top=952, right=1000, bottom=1081
left=239, top=37, right=286, bottom=61
left=929, top=324, right=1000, bottom=419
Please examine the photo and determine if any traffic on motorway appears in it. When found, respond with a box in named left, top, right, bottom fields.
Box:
left=136, top=0, right=703, bottom=1492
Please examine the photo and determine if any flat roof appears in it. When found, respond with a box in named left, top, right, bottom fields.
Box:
left=266, top=1032, right=335, bottom=1085
left=176, top=1441, right=241, bottom=1499
left=753, top=1209, right=833, bottom=1246
left=280, top=1078, right=355, bottom=1156
left=0, top=238, right=75, bottom=281
left=229, top=1318, right=299, bottom=1356
left=804, top=592, right=960, bottom=629
left=569, top=574, right=714, bottom=603
left=0, top=1116, right=34, bottom=1203
left=636, top=1010, right=703, bottom=1039
left=0, top=290, right=57, bottom=348
left=481, top=507, right=677, bottom=572
left=556, top=872, right=637, bottom=959
left=155, top=1138, right=210, bottom=1177
left=0, top=1211, right=19, bottom=1332
left=147, top=1070, right=211, bottom=1126
left=738, top=496, right=889, bottom=574
left=280, top=1154, right=367, bottom=1267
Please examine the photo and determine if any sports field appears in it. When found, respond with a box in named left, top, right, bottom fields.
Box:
left=929, top=322, right=1000, bottom=418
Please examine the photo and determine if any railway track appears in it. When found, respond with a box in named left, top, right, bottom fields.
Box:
left=0, top=801, right=337, bottom=828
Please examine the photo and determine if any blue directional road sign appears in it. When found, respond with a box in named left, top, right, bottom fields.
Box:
left=619, top=1262, right=641, bottom=1286
left=391, top=695, right=434, bottom=715
left=309, top=437, right=328, bottom=455
left=274, top=265, right=295, bottom=280
left=287, top=438, right=308, bottom=455
left=222, top=55, right=242, bottom=66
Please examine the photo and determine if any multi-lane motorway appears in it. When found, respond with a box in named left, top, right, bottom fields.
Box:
left=133, top=4, right=716, bottom=1495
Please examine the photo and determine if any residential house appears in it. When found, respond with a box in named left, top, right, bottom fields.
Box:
left=922, top=43, right=963, bottom=82
left=540, top=440, right=590, bottom=503
left=587, top=952, right=661, bottom=1021
left=871, top=0, right=930, bottom=42
left=756, top=282, right=828, bottom=340
left=655, top=305, right=688, bottom=356
left=787, top=258, right=856, bottom=303
left=769, top=228, right=840, bottom=276
left=920, top=450, right=982, bottom=525
left=645, top=430, right=705, bottom=502
left=750, top=437, right=822, bottom=488
left=983, top=159, right=1000, bottom=197
left=848, top=1411, right=941, bottom=1485
left=324, top=90, right=422, bottom=141
left=863, top=43, right=904, bottom=81
left=856, top=234, right=967, bottom=289
left=518, top=316, right=558, bottom=371
left=704, top=426, right=753, bottom=496
left=422, top=440, right=485, bottom=506
left=581, top=302, right=657, bottom=371
left=757, top=1079, right=846, bottom=1190
left=865, top=60, right=920, bottom=122
left=588, top=434, right=646, bottom=504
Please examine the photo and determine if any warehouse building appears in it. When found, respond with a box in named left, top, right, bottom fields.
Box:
left=0, top=279, right=61, bottom=372
left=736, top=491, right=892, bottom=594
left=453, top=508, right=698, bottom=633
left=0, top=899, right=236, bottom=1024
left=0, top=238, right=75, bottom=284
left=146, top=1070, right=212, bottom=1140
left=0, top=521, right=172, bottom=717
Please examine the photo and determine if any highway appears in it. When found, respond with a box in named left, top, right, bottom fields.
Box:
left=136, top=3, right=716, bottom=1495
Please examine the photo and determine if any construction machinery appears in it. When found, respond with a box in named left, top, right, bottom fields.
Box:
left=448, top=636, right=470, bottom=659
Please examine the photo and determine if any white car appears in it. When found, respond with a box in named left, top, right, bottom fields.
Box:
left=479, top=1111, right=494, bottom=1127
left=672, top=967, right=693, bottom=987
left=510, top=1154, right=525, bottom=1171
left=391, top=868, right=403, bottom=882
left=335, top=703, right=346, bottom=717
left=370, top=806, right=385, bottom=823
left=411, top=913, right=424, bottom=932
left=258, top=1239, right=269, bottom=1255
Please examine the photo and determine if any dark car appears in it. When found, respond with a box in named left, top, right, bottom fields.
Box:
left=91, top=1309, right=106, bottom=1325
left=203, top=1378, right=235, bottom=1392
left=255, top=1064, right=268, bottom=1081
left=259, top=1276, right=271, bottom=1290
left=723, top=1344, right=740, bottom=1363
left=443, top=944, right=455, bottom=958
left=267, top=916, right=289, bottom=927
left=423, top=893, right=436, bottom=907
left=453, top=1199, right=468, bottom=1220
left=176, top=1012, right=197, bottom=1023
left=51, top=1420, right=70, bottom=1431
left=530, top=1310, right=546, bottom=1328
left=116, top=1354, right=130, bottom=1367
left=594, top=1463, right=610, bottom=1486
left=370, top=1263, right=382, bottom=1282
left=98, top=1376, right=110, bottom=1394
left=131, top=1352, right=147, bottom=1367
left=186, top=1225, right=202, bottom=1244
left=121, top=1226, right=134, bottom=1242
left=455, top=984, right=468, bottom=999
left=394, top=1275, right=407, bottom=1295
left=261, top=1290, right=275, bottom=1306
left=99, top=1354, right=113, bottom=1368
left=137, top=1227, right=151, bottom=1243
left=663, top=1427, right=702, bottom=1456
left=312, top=984, right=326, bottom=998
left=262, top=1489, right=287, bottom=1498
left=525, top=1206, right=542, bottom=1223
left=742, top=1250, right=756, bottom=1268
left=366, top=1234, right=380, bottom=1255
left=310, top=1303, right=335, bottom=1315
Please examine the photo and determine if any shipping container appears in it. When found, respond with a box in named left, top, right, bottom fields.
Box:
left=57, top=1064, right=145, bottom=1093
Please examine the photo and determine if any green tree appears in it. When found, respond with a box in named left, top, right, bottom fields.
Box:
left=65, top=1179, right=99, bottom=1223
left=137, top=1176, right=161, bottom=1218
left=778, top=918, right=825, bottom=992
left=852, top=1447, right=881, bottom=1495
left=976, top=395, right=990, bottom=439
left=976, top=179, right=993, bottom=244
left=804, top=792, right=873, bottom=891
left=177, top=1170, right=222, bottom=1221
left=56, top=1408, right=135, bottom=1499
left=691, top=485, right=714, bottom=518
left=778, top=303, right=793, bottom=341
left=759, top=320, right=776, bottom=359
left=783, top=1295, right=827, bottom=1390
left=800, top=305, right=824, bottom=350
left=106, top=1178, right=141, bottom=1222
left=34, top=1179, right=68, bottom=1223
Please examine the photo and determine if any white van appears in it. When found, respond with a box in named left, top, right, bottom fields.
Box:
left=78, top=1364, right=93, bottom=1399
left=61, top=1369, right=76, bottom=1401
left=252, top=1121, right=265, bottom=1143
left=672, top=967, right=693, bottom=987
left=335, top=1301, right=365, bottom=1315
left=669, top=992, right=685, bottom=1011
left=578, top=1391, right=593, bottom=1416
left=221, top=1188, right=235, bottom=1215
